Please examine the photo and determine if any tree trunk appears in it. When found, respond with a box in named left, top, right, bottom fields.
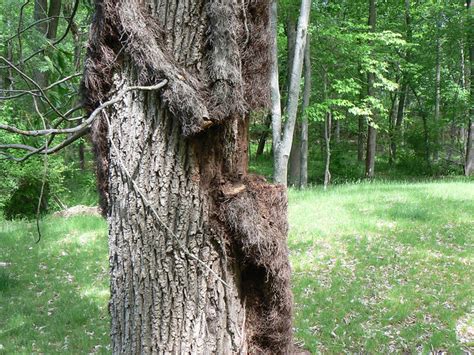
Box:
left=392, top=82, right=407, bottom=162
left=256, top=114, right=271, bottom=157
left=467, top=120, right=474, bottom=175
left=465, top=0, right=474, bottom=175
left=391, top=0, right=412, bottom=163
left=299, top=35, right=311, bottom=188
left=358, top=117, right=365, bottom=162
left=324, top=111, right=332, bottom=190
left=283, top=13, right=299, bottom=186
left=34, top=0, right=48, bottom=36
left=422, top=111, right=431, bottom=166
left=286, top=16, right=297, bottom=94
left=34, top=0, right=49, bottom=89
left=83, top=0, right=293, bottom=352
left=357, top=67, right=365, bottom=162
left=64, top=1, right=86, bottom=170
left=272, top=0, right=311, bottom=185
left=46, top=0, right=62, bottom=40
left=433, top=18, right=442, bottom=162
left=288, top=122, right=301, bottom=186
left=3, top=29, right=14, bottom=92
left=270, top=0, right=283, bottom=179
left=388, top=91, right=398, bottom=165
left=365, top=0, right=377, bottom=178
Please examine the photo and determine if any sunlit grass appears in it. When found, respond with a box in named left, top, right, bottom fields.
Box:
left=290, top=180, right=474, bottom=353
left=0, top=180, right=473, bottom=353
left=0, top=216, right=109, bottom=353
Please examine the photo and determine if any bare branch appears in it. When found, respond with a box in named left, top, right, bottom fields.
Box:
left=0, top=81, right=167, bottom=161
left=0, top=0, right=81, bottom=70
left=0, top=55, right=66, bottom=119
left=0, top=127, right=90, bottom=162
left=0, top=73, right=81, bottom=100
left=6, top=16, right=68, bottom=44
left=0, top=81, right=168, bottom=137
left=17, top=0, right=32, bottom=60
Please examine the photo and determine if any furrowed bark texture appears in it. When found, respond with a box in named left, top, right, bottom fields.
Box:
left=83, top=0, right=293, bottom=353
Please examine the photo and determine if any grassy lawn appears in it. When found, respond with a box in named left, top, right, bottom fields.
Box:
left=1, top=180, right=473, bottom=353
left=0, top=217, right=109, bottom=353
left=290, top=181, right=474, bottom=353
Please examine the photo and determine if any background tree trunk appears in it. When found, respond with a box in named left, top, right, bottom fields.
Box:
left=287, top=15, right=301, bottom=186
left=391, top=0, right=412, bottom=163
left=388, top=90, right=398, bottom=165
left=357, top=67, right=365, bottom=162
left=324, top=111, right=332, bottom=190
left=288, top=123, right=301, bottom=186
left=365, top=0, right=377, bottom=178
left=272, top=0, right=311, bottom=185
left=34, top=0, right=49, bottom=89
left=299, top=35, right=311, bottom=188
left=358, top=117, right=365, bottom=162
left=433, top=18, right=442, bottom=162
left=256, top=114, right=271, bottom=157
left=466, top=0, right=474, bottom=175
left=84, top=0, right=293, bottom=352
left=46, top=0, right=62, bottom=40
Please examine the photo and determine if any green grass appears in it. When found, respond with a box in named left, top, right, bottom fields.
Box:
left=0, top=216, right=109, bottom=353
left=290, top=180, right=474, bottom=353
left=1, top=180, right=473, bottom=353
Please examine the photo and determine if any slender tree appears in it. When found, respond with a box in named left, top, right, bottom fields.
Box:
left=466, top=0, right=474, bottom=175
left=433, top=14, right=442, bottom=162
left=391, top=0, right=412, bottom=163
left=365, top=0, right=377, bottom=178
left=323, top=71, right=332, bottom=189
left=299, top=35, right=311, bottom=188
left=272, top=0, right=311, bottom=185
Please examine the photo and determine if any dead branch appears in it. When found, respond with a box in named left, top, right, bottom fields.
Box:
left=0, top=81, right=168, bottom=161
left=0, top=81, right=168, bottom=137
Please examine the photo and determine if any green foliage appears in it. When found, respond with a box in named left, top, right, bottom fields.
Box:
left=0, top=104, right=68, bottom=218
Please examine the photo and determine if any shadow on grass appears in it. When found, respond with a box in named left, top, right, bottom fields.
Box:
left=0, top=270, right=17, bottom=292
left=0, top=216, right=110, bottom=353
left=289, top=182, right=474, bottom=353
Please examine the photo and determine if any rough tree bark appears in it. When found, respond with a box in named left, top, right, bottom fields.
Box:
left=83, top=0, right=293, bottom=352
left=365, top=0, right=377, bottom=178
left=466, top=0, right=474, bottom=175
left=272, top=0, right=311, bottom=185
